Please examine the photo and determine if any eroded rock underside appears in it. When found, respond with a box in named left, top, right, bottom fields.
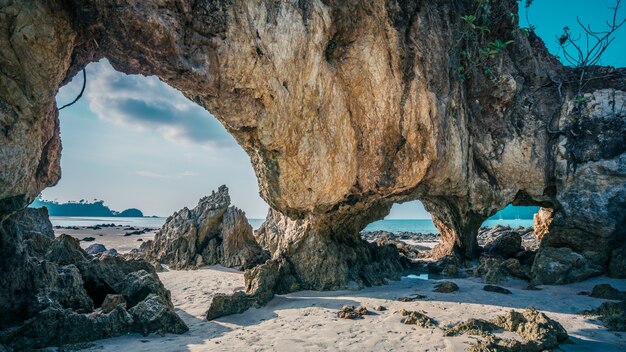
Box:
left=0, top=0, right=625, bottom=320
left=0, top=208, right=188, bottom=350
left=140, top=185, right=268, bottom=270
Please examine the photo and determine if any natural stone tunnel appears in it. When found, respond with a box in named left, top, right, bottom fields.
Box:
left=1, top=0, right=625, bottom=296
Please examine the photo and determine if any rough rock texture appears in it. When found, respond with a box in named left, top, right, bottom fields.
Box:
left=450, top=308, right=568, bottom=351
left=492, top=308, right=568, bottom=350
left=530, top=246, right=603, bottom=285
left=583, top=300, right=626, bottom=331
left=608, top=241, right=626, bottom=278
left=589, top=284, right=626, bottom=300
left=483, top=231, right=522, bottom=258
left=0, top=0, right=624, bottom=297
left=142, top=186, right=268, bottom=270
left=399, top=309, right=437, bottom=328
left=0, top=208, right=187, bottom=350
left=475, top=255, right=531, bottom=284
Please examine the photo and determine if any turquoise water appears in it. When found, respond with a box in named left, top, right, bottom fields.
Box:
left=50, top=216, right=533, bottom=233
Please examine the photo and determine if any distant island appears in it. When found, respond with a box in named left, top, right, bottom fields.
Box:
left=30, top=197, right=144, bottom=217
left=488, top=205, right=539, bottom=220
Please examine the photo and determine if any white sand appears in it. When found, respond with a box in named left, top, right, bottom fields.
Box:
left=60, top=229, right=625, bottom=351
left=55, top=226, right=157, bottom=253
left=80, top=265, right=626, bottom=352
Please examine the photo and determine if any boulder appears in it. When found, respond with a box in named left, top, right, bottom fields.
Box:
left=0, top=209, right=187, bottom=350
left=129, top=294, right=188, bottom=335
left=483, top=285, right=512, bottom=295
left=101, top=294, right=127, bottom=314
left=583, top=301, right=626, bottom=331
left=589, top=284, right=626, bottom=300
left=85, top=243, right=107, bottom=255
left=337, top=306, right=369, bottom=319
left=483, top=231, right=522, bottom=258
left=399, top=309, right=437, bottom=328
left=608, top=241, right=626, bottom=278
left=492, top=308, right=568, bottom=350
left=531, top=246, right=603, bottom=285
left=144, top=186, right=268, bottom=270
left=433, top=281, right=459, bottom=293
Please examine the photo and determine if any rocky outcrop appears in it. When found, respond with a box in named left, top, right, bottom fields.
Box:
left=0, top=0, right=624, bottom=303
left=530, top=246, right=603, bottom=285
left=0, top=208, right=187, bottom=350
left=141, top=185, right=268, bottom=270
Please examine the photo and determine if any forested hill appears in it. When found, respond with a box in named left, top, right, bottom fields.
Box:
left=30, top=198, right=144, bottom=217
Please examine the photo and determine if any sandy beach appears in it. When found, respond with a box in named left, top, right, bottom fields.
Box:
left=56, top=227, right=626, bottom=352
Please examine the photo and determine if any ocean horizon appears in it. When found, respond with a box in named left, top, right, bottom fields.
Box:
left=50, top=216, right=534, bottom=234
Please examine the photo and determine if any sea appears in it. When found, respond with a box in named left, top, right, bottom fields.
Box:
left=50, top=216, right=534, bottom=233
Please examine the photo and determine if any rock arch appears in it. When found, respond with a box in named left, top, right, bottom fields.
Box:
left=1, top=0, right=624, bottom=290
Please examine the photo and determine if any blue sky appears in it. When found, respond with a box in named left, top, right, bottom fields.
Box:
left=45, top=0, right=625, bottom=218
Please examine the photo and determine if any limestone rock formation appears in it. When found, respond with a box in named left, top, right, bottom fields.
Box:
left=0, top=0, right=624, bottom=307
left=530, top=246, right=603, bottom=285
left=0, top=208, right=187, bottom=350
left=142, top=185, right=268, bottom=270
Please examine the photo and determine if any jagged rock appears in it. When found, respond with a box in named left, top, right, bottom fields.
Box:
left=374, top=305, right=387, bottom=311
left=444, top=318, right=497, bottom=337
left=206, top=258, right=295, bottom=320
left=531, top=246, right=603, bottom=285
left=475, top=255, right=530, bottom=284
left=0, top=0, right=625, bottom=324
left=128, top=294, right=188, bottom=335
left=533, top=208, right=553, bottom=241
left=101, top=294, right=127, bottom=314
left=589, top=284, right=626, bottom=300
left=337, top=306, right=368, bottom=319
left=0, top=208, right=187, bottom=350
left=582, top=301, right=626, bottom=331
left=85, top=243, right=107, bottom=255
left=482, top=231, right=522, bottom=259
left=433, top=281, right=459, bottom=293
left=144, top=186, right=268, bottom=270
left=483, top=285, right=512, bottom=295
left=103, top=248, right=118, bottom=257
left=46, top=235, right=88, bottom=265
left=608, top=241, right=626, bottom=278
left=399, top=309, right=437, bottom=328
left=492, top=308, right=568, bottom=350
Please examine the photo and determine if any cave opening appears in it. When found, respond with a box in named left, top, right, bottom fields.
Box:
left=478, top=204, right=541, bottom=258
left=360, top=200, right=439, bottom=263
left=28, top=59, right=272, bottom=298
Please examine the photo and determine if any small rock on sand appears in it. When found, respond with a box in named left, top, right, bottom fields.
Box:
left=483, top=285, right=512, bottom=294
left=338, top=305, right=369, bottom=319
left=433, top=281, right=459, bottom=293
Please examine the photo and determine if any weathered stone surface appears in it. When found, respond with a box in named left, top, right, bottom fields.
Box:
left=483, top=230, right=522, bottom=258
left=0, top=208, right=187, bottom=350
left=337, top=305, right=368, bottom=319
left=433, top=281, right=459, bottom=293
left=101, top=294, right=127, bottom=314
left=143, top=186, right=268, bottom=270
left=589, top=284, right=626, bottom=301
left=399, top=309, right=437, bottom=328
left=492, top=308, right=568, bottom=350
left=533, top=208, right=553, bottom=241
left=583, top=300, right=626, bottom=331
left=475, top=255, right=530, bottom=284
left=483, top=285, right=512, bottom=295
left=444, top=318, right=497, bottom=337
left=608, top=241, right=626, bottom=279
left=531, top=246, right=603, bottom=285
left=85, top=243, right=107, bottom=255
left=0, top=0, right=624, bottom=317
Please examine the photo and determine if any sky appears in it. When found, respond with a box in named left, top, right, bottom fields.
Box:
left=44, top=0, right=625, bottom=219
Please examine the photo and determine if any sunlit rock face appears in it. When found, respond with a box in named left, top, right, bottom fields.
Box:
left=0, top=0, right=624, bottom=287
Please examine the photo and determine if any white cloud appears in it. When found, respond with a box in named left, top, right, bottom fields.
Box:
left=135, top=170, right=170, bottom=179
left=178, top=171, right=198, bottom=176
left=60, top=59, right=236, bottom=148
